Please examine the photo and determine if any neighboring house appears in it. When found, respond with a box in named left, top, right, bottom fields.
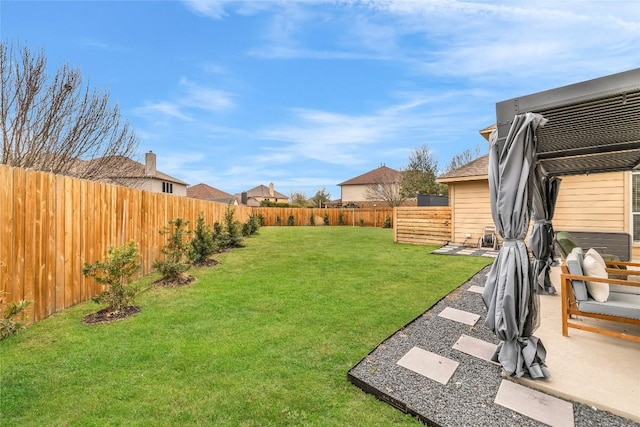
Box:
left=437, top=126, right=638, bottom=259
left=187, top=183, right=237, bottom=205
left=237, top=183, right=289, bottom=207
left=338, top=165, right=413, bottom=208
left=76, top=151, right=188, bottom=196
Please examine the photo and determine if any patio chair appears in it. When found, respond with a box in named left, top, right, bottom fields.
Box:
left=560, top=247, right=640, bottom=342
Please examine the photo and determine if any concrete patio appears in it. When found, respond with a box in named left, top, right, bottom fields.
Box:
left=516, top=266, right=640, bottom=422
left=348, top=262, right=640, bottom=426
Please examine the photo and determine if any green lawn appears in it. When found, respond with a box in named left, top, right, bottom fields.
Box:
left=0, top=227, right=491, bottom=426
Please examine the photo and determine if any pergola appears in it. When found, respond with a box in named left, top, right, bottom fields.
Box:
left=496, top=68, right=640, bottom=176
left=483, top=68, right=640, bottom=379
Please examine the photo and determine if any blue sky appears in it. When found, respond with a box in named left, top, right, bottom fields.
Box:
left=2, top=1, right=639, bottom=199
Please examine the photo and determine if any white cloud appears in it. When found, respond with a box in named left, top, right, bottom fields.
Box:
left=182, top=0, right=229, bottom=19
left=179, top=78, right=235, bottom=112
left=133, top=101, right=193, bottom=122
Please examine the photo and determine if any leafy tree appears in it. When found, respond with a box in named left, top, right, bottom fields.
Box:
left=82, top=241, right=141, bottom=311
left=445, top=145, right=485, bottom=172
left=289, top=191, right=309, bottom=207
left=311, top=187, right=331, bottom=208
left=0, top=41, right=139, bottom=179
left=401, top=144, right=447, bottom=196
left=287, top=215, right=295, bottom=226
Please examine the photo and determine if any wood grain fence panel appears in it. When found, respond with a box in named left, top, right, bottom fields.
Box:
left=71, top=177, right=82, bottom=306
left=63, top=175, right=74, bottom=308
left=0, top=166, right=14, bottom=306
left=394, top=207, right=452, bottom=245
left=55, top=174, right=65, bottom=312
left=23, top=170, right=37, bottom=320
left=12, top=168, right=26, bottom=310
left=43, top=172, right=56, bottom=317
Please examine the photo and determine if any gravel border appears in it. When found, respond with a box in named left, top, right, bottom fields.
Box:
left=348, top=266, right=638, bottom=427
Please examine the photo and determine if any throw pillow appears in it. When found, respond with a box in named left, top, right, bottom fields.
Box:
left=585, top=248, right=607, bottom=270
left=582, top=251, right=609, bottom=302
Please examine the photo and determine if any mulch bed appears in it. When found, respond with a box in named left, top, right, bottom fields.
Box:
left=193, top=258, right=219, bottom=268
left=82, top=306, right=141, bottom=325
left=153, top=274, right=197, bottom=288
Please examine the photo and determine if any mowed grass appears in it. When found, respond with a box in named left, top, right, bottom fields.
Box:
left=0, top=227, right=492, bottom=426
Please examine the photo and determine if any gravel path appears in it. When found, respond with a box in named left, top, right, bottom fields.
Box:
left=348, top=266, right=638, bottom=427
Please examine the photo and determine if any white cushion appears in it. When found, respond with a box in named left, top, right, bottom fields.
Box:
left=583, top=251, right=609, bottom=302
left=585, top=248, right=607, bottom=269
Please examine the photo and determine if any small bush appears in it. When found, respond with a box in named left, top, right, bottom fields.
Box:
left=310, top=214, right=315, bottom=226
left=323, top=213, right=330, bottom=225
left=257, top=214, right=265, bottom=226
left=338, top=211, right=345, bottom=226
left=383, top=216, right=392, bottom=228
left=82, top=241, right=141, bottom=311
left=215, top=205, right=244, bottom=249
left=287, top=215, right=295, bottom=226
left=276, top=216, right=282, bottom=226
left=0, top=292, right=31, bottom=340
left=245, top=214, right=261, bottom=236
left=190, top=213, right=217, bottom=264
left=359, top=218, right=365, bottom=227
left=153, top=218, right=192, bottom=281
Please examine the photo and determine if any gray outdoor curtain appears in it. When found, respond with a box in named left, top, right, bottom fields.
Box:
left=530, top=166, right=561, bottom=294
left=482, top=112, right=550, bottom=379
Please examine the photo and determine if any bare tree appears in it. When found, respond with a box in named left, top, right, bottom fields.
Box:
left=445, top=145, right=485, bottom=172
left=365, top=167, right=406, bottom=207
left=1, top=41, right=139, bottom=179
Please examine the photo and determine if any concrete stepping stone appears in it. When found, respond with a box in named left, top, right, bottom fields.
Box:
left=397, top=347, right=459, bottom=385
left=495, top=379, right=574, bottom=427
left=467, top=285, right=484, bottom=294
left=438, top=307, right=480, bottom=326
left=452, top=334, right=499, bottom=364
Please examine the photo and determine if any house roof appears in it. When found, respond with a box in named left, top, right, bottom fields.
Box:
left=338, top=166, right=403, bottom=186
left=244, top=184, right=288, bottom=199
left=187, top=183, right=234, bottom=201
left=79, top=156, right=188, bottom=185
left=437, top=154, right=489, bottom=183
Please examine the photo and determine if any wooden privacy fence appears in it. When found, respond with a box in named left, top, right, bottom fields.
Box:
left=253, top=207, right=394, bottom=227
left=0, top=165, right=252, bottom=323
left=393, top=206, right=452, bottom=245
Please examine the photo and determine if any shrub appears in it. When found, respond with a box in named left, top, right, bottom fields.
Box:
left=257, top=214, right=265, bottom=226
left=0, top=292, right=31, bottom=340
left=82, top=241, right=141, bottom=311
left=215, top=205, right=244, bottom=249
left=190, top=213, right=217, bottom=264
left=245, top=214, right=261, bottom=236
left=287, top=215, right=295, bottom=226
left=338, top=211, right=345, bottom=226
left=276, top=216, right=282, bottom=226
left=383, top=216, right=392, bottom=228
left=323, top=213, right=330, bottom=225
left=153, top=218, right=192, bottom=281
left=310, top=214, right=315, bottom=226
left=359, top=218, right=365, bottom=227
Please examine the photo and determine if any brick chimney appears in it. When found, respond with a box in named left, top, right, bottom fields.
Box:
left=269, top=182, right=275, bottom=197
left=145, top=151, right=156, bottom=176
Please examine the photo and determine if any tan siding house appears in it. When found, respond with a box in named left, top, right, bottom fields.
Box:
left=438, top=156, right=638, bottom=260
